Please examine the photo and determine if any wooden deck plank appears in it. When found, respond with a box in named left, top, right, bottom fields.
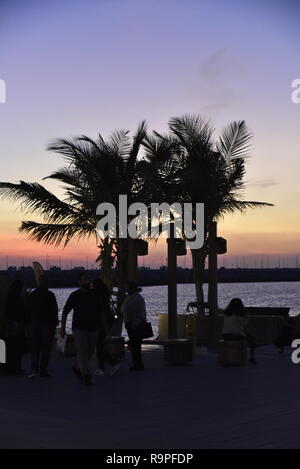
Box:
left=0, top=345, right=300, bottom=448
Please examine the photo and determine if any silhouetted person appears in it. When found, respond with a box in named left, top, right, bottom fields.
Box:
left=274, top=312, right=296, bottom=353
left=27, top=276, right=58, bottom=378
left=222, top=298, right=256, bottom=364
left=61, top=273, right=101, bottom=385
left=92, top=278, right=121, bottom=376
left=122, top=282, right=146, bottom=371
left=4, top=279, right=27, bottom=375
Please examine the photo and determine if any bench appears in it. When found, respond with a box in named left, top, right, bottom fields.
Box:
left=134, top=338, right=194, bottom=365
left=218, top=340, right=248, bottom=366
left=196, top=308, right=293, bottom=346
left=244, top=307, right=290, bottom=316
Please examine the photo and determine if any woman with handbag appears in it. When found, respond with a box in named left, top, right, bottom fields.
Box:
left=122, top=281, right=147, bottom=371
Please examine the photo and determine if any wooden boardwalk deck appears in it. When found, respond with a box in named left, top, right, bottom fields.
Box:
left=0, top=345, right=300, bottom=449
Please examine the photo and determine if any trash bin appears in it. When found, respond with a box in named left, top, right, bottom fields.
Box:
left=158, top=314, right=189, bottom=340
left=163, top=339, right=193, bottom=364
left=158, top=314, right=197, bottom=352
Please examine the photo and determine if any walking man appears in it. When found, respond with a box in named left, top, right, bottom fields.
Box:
left=61, top=272, right=101, bottom=385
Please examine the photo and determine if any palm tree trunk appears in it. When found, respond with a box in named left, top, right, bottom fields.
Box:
left=110, top=238, right=128, bottom=336
left=207, top=221, right=219, bottom=349
left=191, top=247, right=207, bottom=315
left=98, top=238, right=115, bottom=290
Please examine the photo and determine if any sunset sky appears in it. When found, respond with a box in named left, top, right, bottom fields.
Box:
left=0, top=0, right=299, bottom=268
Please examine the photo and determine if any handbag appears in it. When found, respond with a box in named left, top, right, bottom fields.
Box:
left=135, top=321, right=154, bottom=339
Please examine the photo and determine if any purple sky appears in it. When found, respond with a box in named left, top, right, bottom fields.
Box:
left=0, top=0, right=299, bottom=267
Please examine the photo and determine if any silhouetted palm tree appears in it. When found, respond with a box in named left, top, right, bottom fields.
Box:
left=0, top=122, right=147, bottom=322
left=144, top=115, right=273, bottom=312
left=0, top=115, right=273, bottom=338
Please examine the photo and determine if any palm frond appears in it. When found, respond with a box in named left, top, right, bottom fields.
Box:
left=143, top=133, right=179, bottom=164
left=47, top=138, right=90, bottom=161
left=108, top=129, right=130, bottom=157
left=169, top=114, right=214, bottom=156
left=44, top=168, right=80, bottom=188
left=217, top=120, right=252, bottom=161
left=216, top=200, right=273, bottom=217
left=125, top=120, right=147, bottom=187
left=77, top=135, right=105, bottom=154
left=20, top=221, right=97, bottom=247
left=0, top=181, right=78, bottom=223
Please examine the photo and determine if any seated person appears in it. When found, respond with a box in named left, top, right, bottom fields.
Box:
left=222, top=298, right=256, bottom=364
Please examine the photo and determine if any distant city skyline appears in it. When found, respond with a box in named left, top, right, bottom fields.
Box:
left=0, top=252, right=299, bottom=270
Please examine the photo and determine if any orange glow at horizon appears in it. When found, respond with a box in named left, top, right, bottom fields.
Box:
left=1, top=225, right=299, bottom=269
left=1, top=183, right=299, bottom=267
